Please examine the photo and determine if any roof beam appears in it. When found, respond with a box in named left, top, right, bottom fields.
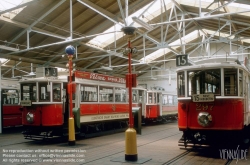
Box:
left=77, top=0, right=123, bottom=26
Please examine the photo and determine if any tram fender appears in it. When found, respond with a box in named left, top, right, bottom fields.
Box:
left=73, top=108, right=80, bottom=129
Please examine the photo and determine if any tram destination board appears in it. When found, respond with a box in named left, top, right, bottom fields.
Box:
left=192, top=94, right=214, bottom=102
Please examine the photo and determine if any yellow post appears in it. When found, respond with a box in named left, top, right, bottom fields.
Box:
left=125, top=128, right=137, bottom=161
left=68, top=117, right=75, bottom=145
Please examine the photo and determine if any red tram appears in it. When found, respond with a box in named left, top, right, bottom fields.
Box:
left=177, top=58, right=250, bottom=146
left=144, top=90, right=177, bottom=123
left=1, top=79, right=22, bottom=128
left=20, top=68, right=146, bottom=139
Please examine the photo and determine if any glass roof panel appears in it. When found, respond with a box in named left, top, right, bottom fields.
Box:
left=0, top=0, right=29, bottom=19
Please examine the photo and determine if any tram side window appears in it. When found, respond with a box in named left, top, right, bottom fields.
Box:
left=53, top=83, right=61, bottom=102
left=148, top=92, right=153, bottom=104
left=173, top=95, right=177, bottom=105
left=177, top=72, right=185, bottom=97
left=162, top=94, right=168, bottom=105
left=132, top=90, right=138, bottom=103
left=188, top=69, right=220, bottom=96
left=138, top=90, right=144, bottom=103
left=21, top=83, right=36, bottom=101
left=239, top=70, right=243, bottom=96
left=115, top=88, right=126, bottom=102
left=39, top=83, right=50, bottom=101
left=99, top=87, right=113, bottom=102
left=2, top=89, right=19, bottom=105
left=224, top=69, right=237, bottom=96
left=156, top=93, right=160, bottom=103
left=80, top=85, right=98, bottom=102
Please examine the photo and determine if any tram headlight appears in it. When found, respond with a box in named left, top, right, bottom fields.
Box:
left=197, top=112, right=212, bottom=127
left=26, top=112, right=34, bottom=123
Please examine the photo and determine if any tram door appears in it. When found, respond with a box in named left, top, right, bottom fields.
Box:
left=138, top=90, right=146, bottom=118
left=63, top=82, right=69, bottom=125
left=158, top=92, right=163, bottom=116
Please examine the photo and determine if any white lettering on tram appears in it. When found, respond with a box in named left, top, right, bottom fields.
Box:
left=80, top=113, right=129, bottom=123
left=90, top=73, right=106, bottom=81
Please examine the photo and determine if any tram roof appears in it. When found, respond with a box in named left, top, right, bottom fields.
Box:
left=176, top=57, right=250, bottom=72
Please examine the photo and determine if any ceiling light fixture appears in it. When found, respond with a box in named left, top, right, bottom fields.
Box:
left=101, top=66, right=113, bottom=71
left=0, top=45, right=19, bottom=52
left=132, top=17, right=154, bottom=31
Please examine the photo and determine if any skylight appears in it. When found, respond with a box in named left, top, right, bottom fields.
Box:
left=140, top=30, right=200, bottom=63
left=87, top=0, right=250, bottom=64
left=0, top=0, right=28, bottom=19
left=87, top=0, right=171, bottom=49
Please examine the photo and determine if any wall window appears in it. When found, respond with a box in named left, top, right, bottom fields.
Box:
left=99, top=86, right=113, bottom=102
left=224, top=68, right=237, bottom=96
left=53, top=83, right=61, bottom=102
left=80, top=85, right=98, bottom=102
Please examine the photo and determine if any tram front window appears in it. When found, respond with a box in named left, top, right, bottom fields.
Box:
left=177, top=72, right=185, bottom=97
left=53, top=83, right=61, bottom=102
left=39, top=83, right=50, bottom=101
left=21, top=83, right=36, bottom=101
left=224, top=68, right=237, bottom=96
left=188, top=69, right=220, bottom=96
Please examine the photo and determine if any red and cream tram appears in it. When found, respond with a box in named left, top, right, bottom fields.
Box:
left=144, top=89, right=177, bottom=123
left=1, top=79, right=22, bottom=128
left=177, top=58, right=250, bottom=146
left=20, top=68, right=146, bottom=139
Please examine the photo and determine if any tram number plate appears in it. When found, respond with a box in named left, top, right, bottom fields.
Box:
left=192, top=94, right=214, bottom=102
left=20, top=100, right=31, bottom=106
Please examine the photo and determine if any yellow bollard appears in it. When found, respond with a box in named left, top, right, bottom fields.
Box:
left=125, top=128, right=137, bottom=161
left=68, top=117, right=75, bottom=145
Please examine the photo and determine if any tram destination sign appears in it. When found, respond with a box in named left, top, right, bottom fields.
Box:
left=192, top=94, right=214, bottom=102
left=20, top=100, right=31, bottom=106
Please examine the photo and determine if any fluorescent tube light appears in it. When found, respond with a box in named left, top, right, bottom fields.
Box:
left=132, top=17, right=154, bottom=31
left=101, top=66, right=113, bottom=71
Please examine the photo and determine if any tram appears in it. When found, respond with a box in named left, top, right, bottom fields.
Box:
left=1, top=79, right=21, bottom=128
left=144, top=89, right=177, bottom=123
left=19, top=68, right=146, bottom=139
left=177, top=58, right=250, bottom=146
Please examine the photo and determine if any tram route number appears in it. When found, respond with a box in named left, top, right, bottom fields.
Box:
left=192, top=94, right=214, bottom=102
left=176, top=54, right=188, bottom=66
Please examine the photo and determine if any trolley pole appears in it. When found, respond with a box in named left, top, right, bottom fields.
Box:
left=122, top=26, right=138, bottom=161
left=65, top=45, right=76, bottom=146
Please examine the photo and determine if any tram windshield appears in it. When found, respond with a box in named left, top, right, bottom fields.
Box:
left=2, top=89, right=19, bottom=105
left=21, top=83, right=36, bottom=101
left=188, top=69, right=221, bottom=96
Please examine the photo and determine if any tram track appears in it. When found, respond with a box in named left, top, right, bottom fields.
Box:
left=162, top=150, right=191, bottom=165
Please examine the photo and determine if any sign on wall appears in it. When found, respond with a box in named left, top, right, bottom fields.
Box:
left=176, top=54, right=188, bottom=66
